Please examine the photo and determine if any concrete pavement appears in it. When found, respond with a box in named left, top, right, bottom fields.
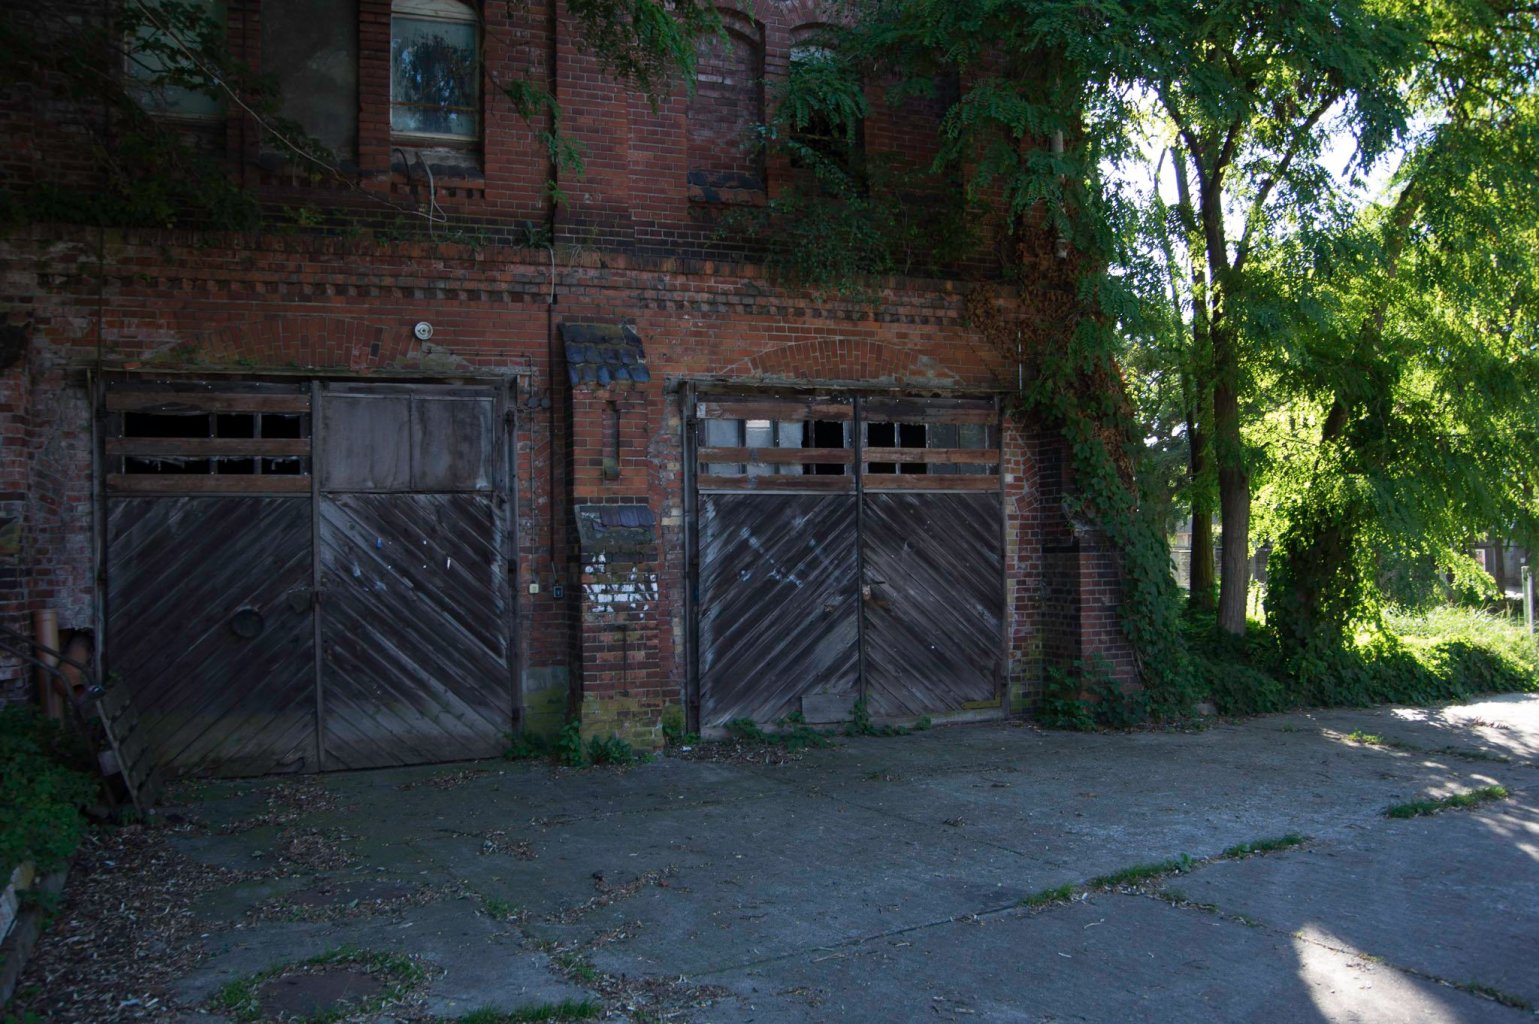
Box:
left=24, top=695, right=1539, bottom=1022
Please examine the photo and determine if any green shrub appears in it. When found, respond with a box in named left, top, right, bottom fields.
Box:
left=1037, top=660, right=1148, bottom=730
left=585, top=733, right=638, bottom=766
left=723, top=716, right=834, bottom=751
left=1198, top=655, right=1290, bottom=716
left=0, top=706, right=96, bottom=879
left=1177, top=603, right=1536, bottom=717
left=555, top=719, right=586, bottom=767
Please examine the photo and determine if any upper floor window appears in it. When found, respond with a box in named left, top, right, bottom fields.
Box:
left=686, top=9, right=765, bottom=203
left=786, top=36, right=864, bottom=187
left=391, top=0, right=481, bottom=142
left=262, top=0, right=359, bottom=163
left=125, top=0, right=227, bottom=121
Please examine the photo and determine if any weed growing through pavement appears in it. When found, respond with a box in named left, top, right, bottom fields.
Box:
left=551, top=951, right=600, bottom=984
left=1337, top=731, right=1512, bottom=764
left=455, top=1000, right=602, bottom=1023
left=1384, top=785, right=1508, bottom=819
left=1088, top=855, right=1196, bottom=889
left=1021, top=834, right=1313, bottom=910
left=1020, top=883, right=1076, bottom=908
left=1456, top=982, right=1533, bottom=1011
left=481, top=896, right=522, bottom=920
left=1221, top=834, right=1306, bottom=858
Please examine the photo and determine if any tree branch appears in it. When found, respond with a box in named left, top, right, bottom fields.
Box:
left=1233, top=88, right=1340, bottom=274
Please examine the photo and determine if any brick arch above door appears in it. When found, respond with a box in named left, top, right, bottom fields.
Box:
left=736, top=337, right=961, bottom=387
left=132, top=316, right=473, bottom=374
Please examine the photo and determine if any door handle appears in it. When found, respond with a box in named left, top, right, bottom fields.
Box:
left=862, top=582, right=891, bottom=608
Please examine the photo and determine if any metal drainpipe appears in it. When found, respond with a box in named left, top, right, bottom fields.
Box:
left=682, top=382, right=700, bottom=732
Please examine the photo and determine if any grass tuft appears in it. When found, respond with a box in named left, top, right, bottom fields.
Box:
left=1221, top=833, right=1307, bottom=859
left=1087, top=855, right=1194, bottom=889
left=1385, top=785, right=1508, bottom=819
left=1020, top=883, right=1076, bottom=908
left=457, top=999, right=603, bottom=1023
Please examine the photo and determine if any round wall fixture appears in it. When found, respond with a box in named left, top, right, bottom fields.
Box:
left=413, top=321, right=434, bottom=341
left=230, top=607, right=266, bottom=639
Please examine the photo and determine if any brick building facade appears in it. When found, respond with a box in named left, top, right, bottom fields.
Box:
left=0, top=0, right=1134, bottom=773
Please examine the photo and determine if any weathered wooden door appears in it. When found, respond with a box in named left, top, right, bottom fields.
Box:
left=315, top=384, right=512, bottom=769
left=692, top=393, right=1005, bottom=729
left=104, top=382, right=320, bottom=775
left=857, top=397, right=1005, bottom=718
left=103, top=379, right=514, bottom=776
left=695, top=396, right=861, bottom=728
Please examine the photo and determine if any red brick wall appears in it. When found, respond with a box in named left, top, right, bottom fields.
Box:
left=0, top=319, right=31, bottom=701
left=0, top=0, right=1135, bottom=732
left=0, top=227, right=1065, bottom=731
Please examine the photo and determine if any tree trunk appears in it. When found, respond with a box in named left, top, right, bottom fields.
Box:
left=1213, top=328, right=1249, bottom=634
left=1187, top=419, right=1216, bottom=611
left=1170, top=147, right=1215, bottom=614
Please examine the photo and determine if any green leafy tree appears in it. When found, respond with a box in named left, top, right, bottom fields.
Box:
left=1261, top=0, right=1539, bottom=675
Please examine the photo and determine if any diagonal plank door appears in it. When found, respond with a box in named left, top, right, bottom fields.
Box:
left=315, top=384, right=511, bottom=770
left=693, top=392, right=1005, bottom=729
left=860, top=491, right=1004, bottom=717
left=697, top=493, right=860, bottom=728
left=317, top=492, right=509, bottom=768
left=106, top=496, right=317, bottom=776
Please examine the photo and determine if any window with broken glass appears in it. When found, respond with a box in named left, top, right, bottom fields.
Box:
left=701, top=417, right=851, bottom=476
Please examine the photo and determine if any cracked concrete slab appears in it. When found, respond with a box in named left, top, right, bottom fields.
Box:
left=14, top=693, right=1539, bottom=1022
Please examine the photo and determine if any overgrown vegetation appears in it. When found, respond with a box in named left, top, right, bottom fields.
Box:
left=1184, top=605, right=1538, bottom=717
left=1384, top=785, right=1509, bottom=819
left=1037, top=660, right=1153, bottom=730
left=502, top=720, right=641, bottom=768
left=756, top=0, right=1539, bottom=720
left=0, top=706, right=96, bottom=881
left=723, top=715, right=835, bottom=752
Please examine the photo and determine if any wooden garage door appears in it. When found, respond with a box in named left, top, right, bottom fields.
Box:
left=692, top=393, right=1005, bottom=729
left=315, top=384, right=512, bottom=770
left=103, top=379, right=514, bottom=776
left=695, top=396, right=861, bottom=728
left=858, top=397, right=1005, bottom=718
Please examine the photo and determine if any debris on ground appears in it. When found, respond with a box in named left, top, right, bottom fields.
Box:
left=8, top=825, right=255, bottom=1024
left=214, top=777, right=341, bottom=835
